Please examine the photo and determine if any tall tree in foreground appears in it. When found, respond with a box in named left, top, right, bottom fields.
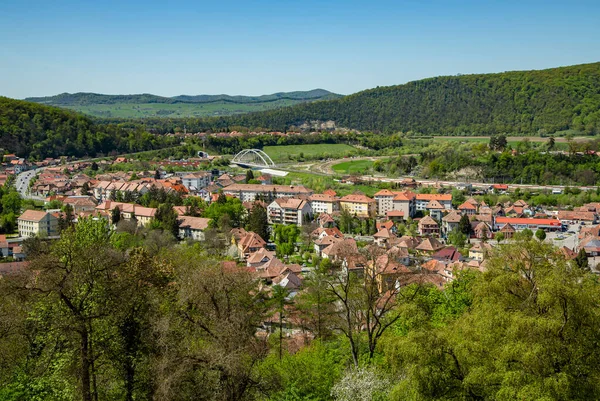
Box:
left=28, top=217, right=122, bottom=401
left=390, top=238, right=600, bottom=400
left=154, top=247, right=269, bottom=400
left=270, top=285, right=292, bottom=360
left=327, top=243, right=419, bottom=367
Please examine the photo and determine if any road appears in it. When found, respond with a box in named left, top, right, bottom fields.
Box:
left=16, top=168, right=44, bottom=201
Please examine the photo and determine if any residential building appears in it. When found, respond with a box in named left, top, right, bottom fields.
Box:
left=442, top=210, right=462, bottom=236
left=557, top=211, right=597, bottom=225
left=178, top=216, right=211, bottom=241
left=181, top=171, right=212, bottom=191
left=469, top=242, right=493, bottom=261
left=426, top=200, right=445, bottom=220
left=418, top=215, right=440, bottom=236
left=339, top=194, right=376, bottom=218
left=415, top=194, right=452, bottom=211
left=415, top=237, right=444, bottom=253
left=374, top=190, right=416, bottom=218
left=309, top=193, right=339, bottom=214
left=458, top=201, right=477, bottom=215
left=18, top=210, right=59, bottom=238
left=63, top=196, right=98, bottom=213
left=223, top=184, right=313, bottom=202
left=267, top=198, right=313, bottom=226
left=236, top=231, right=267, bottom=259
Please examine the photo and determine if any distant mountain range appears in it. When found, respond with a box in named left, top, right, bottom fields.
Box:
left=25, top=89, right=342, bottom=118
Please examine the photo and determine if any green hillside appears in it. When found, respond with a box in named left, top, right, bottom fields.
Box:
left=0, top=97, right=176, bottom=159
left=25, top=89, right=341, bottom=118
left=185, top=62, right=600, bottom=135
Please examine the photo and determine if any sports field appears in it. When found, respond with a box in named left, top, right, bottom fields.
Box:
left=263, top=144, right=357, bottom=162
left=331, top=159, right=374, bottom=174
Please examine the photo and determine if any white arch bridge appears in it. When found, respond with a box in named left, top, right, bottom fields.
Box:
left=231, top=149, right=276, bottom=168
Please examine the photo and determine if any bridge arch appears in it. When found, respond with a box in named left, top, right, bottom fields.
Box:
left=231, top=149, right=276, bottom=168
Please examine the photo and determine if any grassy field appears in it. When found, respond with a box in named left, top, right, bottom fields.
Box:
left=263, top=144, right=357, bottom=162
left=64, top=99, right=309, bottom=118
left=331, top=159, right=374, bottom=174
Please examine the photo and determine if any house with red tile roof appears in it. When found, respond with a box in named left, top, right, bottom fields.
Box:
left=418, top=215, right=440, bottom=236
left=236, top=231, right=267, bottom=259
left=458, top=201, right=477, bottom=215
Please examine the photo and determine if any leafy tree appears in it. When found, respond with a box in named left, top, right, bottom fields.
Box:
left=154, top=248, right=268, bottom=400
left=448, top=228, right=467, bottom=248
left=26, top=217, right=119, bottom=401
left=339, top=208, right=354, bottom=234
left=535, top=228, right=546, bottom=241
left=273, top=224, right=300, bottom=257
left=295, top=266, right=337, bottom=340
left=1, top=190, right=21, bottom=216
left=495, top=231, right=505, bottom=243
left=519, top=228, right=534, bottom=240
left=390, top=238, right=600, bottom=400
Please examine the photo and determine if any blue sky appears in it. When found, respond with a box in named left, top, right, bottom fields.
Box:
left=1, top=0, right=599, bottom=98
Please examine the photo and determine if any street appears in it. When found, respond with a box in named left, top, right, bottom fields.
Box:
left=15, top=168, right=43, bottom=201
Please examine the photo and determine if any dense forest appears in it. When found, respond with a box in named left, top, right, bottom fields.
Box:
left=111, top=62, right=600, bottom=135
left=0, top=97, right=178, bottom=159
left=1, top=219, right=599, bottom=400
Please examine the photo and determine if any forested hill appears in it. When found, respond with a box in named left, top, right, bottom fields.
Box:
left=0, top=97, right=176, bottom=159
left=195, top=62, right=600, bottom=135
left=26, top=89, right=340, bottom=106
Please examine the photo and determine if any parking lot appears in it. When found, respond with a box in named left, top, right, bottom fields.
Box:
left=545, top=223, right=581, bottom=250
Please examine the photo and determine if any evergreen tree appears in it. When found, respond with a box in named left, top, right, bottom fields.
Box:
left=155, top=203, right=180, bottom=239
left=247, top=203, right=269, bottom=241
left=111, top=207, right=121, bottom=225
left=458, top=214, right=472, bottom=236
left=245, top=169, right=254, bottom=184
left=81, top=182, right=90, bottom=196
left=575, top=248, right=590, bottom=271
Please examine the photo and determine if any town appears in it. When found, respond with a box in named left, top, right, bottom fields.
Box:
left=1, top=149, right=596, bottom=288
